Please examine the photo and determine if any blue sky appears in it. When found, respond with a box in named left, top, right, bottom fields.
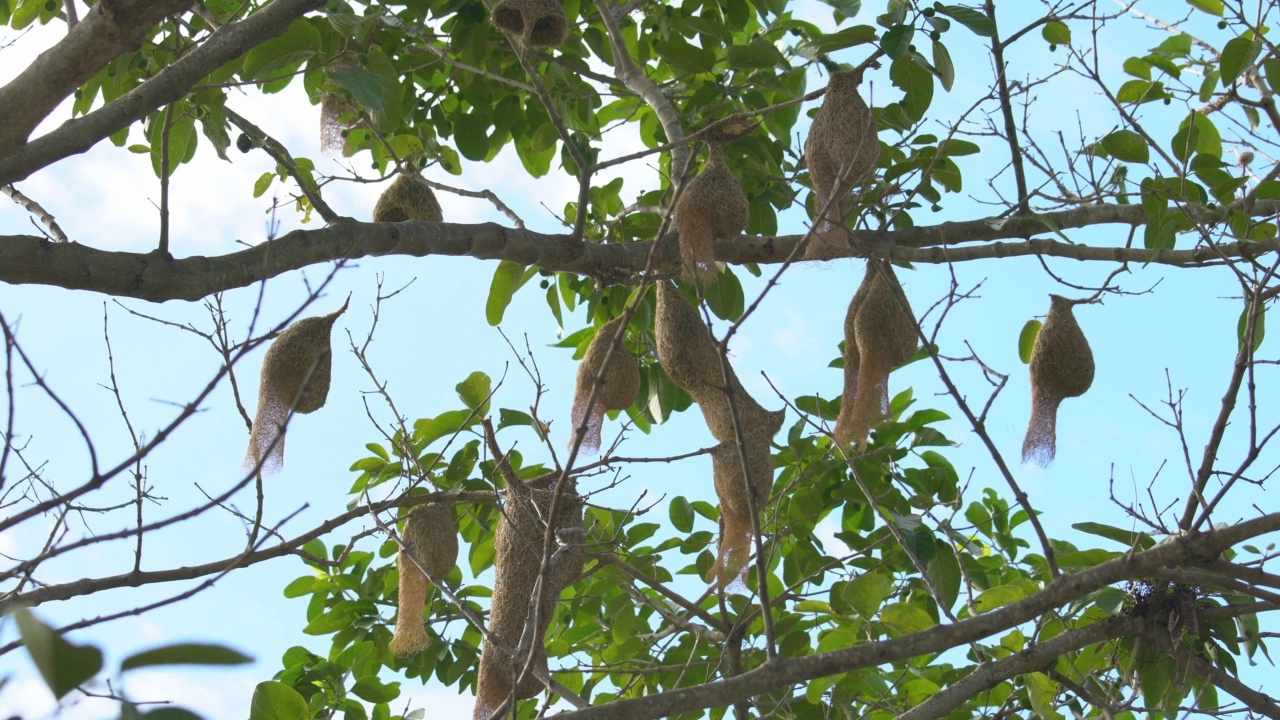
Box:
left=1, top=1, right=1277, bottom=717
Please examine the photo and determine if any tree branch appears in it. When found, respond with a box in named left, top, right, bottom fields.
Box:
left=0, top=490, right=494, bottom=615
left=3, top=200, right=1279, bottom=302
left=555, top=514, right=1280, bottom=719
left=0, top=0, right=194, bottom=159
left=0, top=0, right=321, bottom=187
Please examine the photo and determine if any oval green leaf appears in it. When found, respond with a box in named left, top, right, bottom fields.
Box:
left=121, top=643, right=253, bottom=671
left=669, top=496, right=695, bottom=533
left=1101, top=129, right=1148, bottom=163
left=1018, top=319, right=1042, bottom=364
left=249, top=681, right=309, bottom=720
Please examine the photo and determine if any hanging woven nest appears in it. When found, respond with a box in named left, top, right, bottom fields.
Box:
left=834, top=261, right=917, bottom=448
left=373, top=172, right=443, bottom=223
left=1022, top=295, right=1094, bottom=466
left=474, top=475, right=584, bottom=719
left=673, top=118, right=756, bottom=287
left=570, top=314, right=641, bottom=456
left=244, top=299, right=348, bottom=473
left=803, top=68, right=880, bottom=260
left=654, top=281, right=784, bottom=589
left=491, top=0, right=568, bottom=49
left=388, top=502, right=459, bottom=657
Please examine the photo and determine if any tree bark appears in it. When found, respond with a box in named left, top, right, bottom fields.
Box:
left=0, top=0, right=322, bottom=187
left=0, top=0, right=194, bottom=160
left=2, top=200, right=1278, bottom=302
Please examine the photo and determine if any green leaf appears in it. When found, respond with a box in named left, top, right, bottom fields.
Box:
left=1115, top=79, right=1167, bottom=104
left=880, top=602, right=936, bottom=635
left=816, top=627, right=860, bottom=653
left=497, top=407, right=536, bottom=431
left=1041, top=20, right=1070, bottom=46
left=253, top=172, right=274, bottom=198
left=414, top=409, right=478, bottom=448
left=1018, top=319, right=1041, bottom=364
left=932, top=40, right=954, bottom=92
left=486, top=260, right=528, bottom=326
left=1101, top=129, right=1148, bottom=163
left=1072, top=521, right=1155, bottom=549
left=250, top=681, right=309, bottom=720
left=936, top=5, right=996, bottom=37
left=654, top=38, right=717, bottom=74
left=1220, top=35, right=1262, bottom=88
left=669, top=496, right=695, bottom=533
left=10, top=0, right=43, bottom=30
left=282, top=575, right=316, bottom=598
left=352, top=677, right=400, bottom=703
left=1027, top=672, right=1064, bottom=720
left=121, top=643, right=252, bottom=671
left=328, top=66, right=384, bottom=111
left=1238, top=300, right=1266, bottom=352
left=1187, top=0, right=1224, bottom=16
left=797, top=25, right=878, bottom=57
left=881, top=25, right=914, bottom=60
left=703, top=269, right=744, bottom=321
left=456, top=371, right=492, bottom=413
left=1123, top=57, right=1151, bottom=80
left=890, top=55, right=934, bottom=122
left=241, top=19, right=320, bottom=81
left=974, top=584, right=1027, bottom=613
left=455, top=115, right=490, bottom=162
left=1174, top=112, right=1222, bottom=161
left=843, top=571, right=891, bottom=618
left=15, top=609, right=103, bottom=700
left=725, top=39, right=785, bottom=69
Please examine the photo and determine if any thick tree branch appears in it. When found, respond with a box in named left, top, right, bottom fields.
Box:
left=554, top=514, right=1280, bottom=719
left=0, top=490, right=494, bottom=615
left=898, top=614, right=1145, bottom=720
left=590, top=0, right=687, bottom=177
left=3, top=200, right=1279, bottom=302
left=0, top=0, right=193, bottom=160
left=0, top=0, right=321, bottom=187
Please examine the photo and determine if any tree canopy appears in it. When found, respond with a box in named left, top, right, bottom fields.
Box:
left=1, top=0, right=1279, bottom=719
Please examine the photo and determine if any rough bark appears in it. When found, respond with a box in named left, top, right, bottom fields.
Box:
left=2, top=199, right=1279, bottom=302
left=0, top=0, right=194, bottom=160
left=0, top=0, right=321, bottom=187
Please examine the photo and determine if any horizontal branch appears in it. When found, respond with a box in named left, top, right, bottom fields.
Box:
left=0, top=490, right=491, bottom=615
left=0, top=0, right=320, bottom=187
left=3, top=200, right=1279, bottom=302
left=554, top=514, right=1280, bottom=719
